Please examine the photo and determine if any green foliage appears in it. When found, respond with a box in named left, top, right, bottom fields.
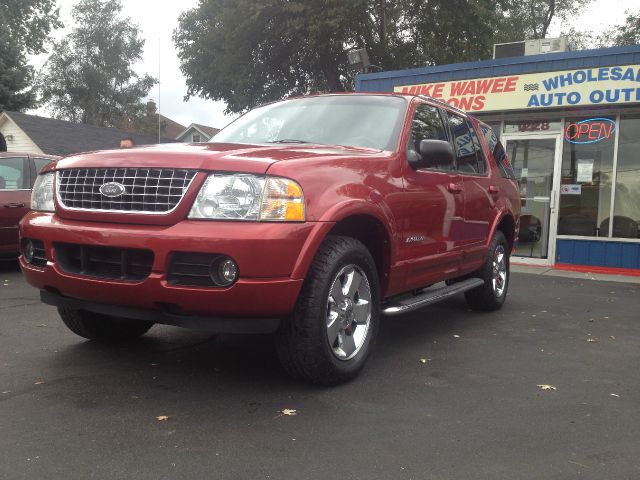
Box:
left=175, top=0, right=589, bottom=114
left=0, top=30, right=36, bottom=112
left=39, top=0, right=156, bottom=128
left=499, top=0, right=587, bottom=40
left=174, top=0, right=356, bottom=114
left=0, top=0, right=62, bottom=55
left=599, top=9, right=640, bottom=47
left=0, top=0, right=61, bottom=112
left=121, top=101, right=166, bottom=136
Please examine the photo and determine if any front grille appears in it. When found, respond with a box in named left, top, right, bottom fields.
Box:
left=57, top=168, right=198, bottom=213
left=168, top=252, right=222, bottom=287
left=54, top=243, right=153, bottom=281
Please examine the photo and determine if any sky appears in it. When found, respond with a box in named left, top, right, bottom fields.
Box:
left=30, top=0, right=638, bottom=132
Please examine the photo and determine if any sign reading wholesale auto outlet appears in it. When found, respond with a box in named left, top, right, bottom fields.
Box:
left=394, top=64, right=640, bottom=112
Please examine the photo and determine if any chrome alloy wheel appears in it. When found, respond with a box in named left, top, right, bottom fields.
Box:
left=326, top=264, right=372, bottom=361
left=492, top=245, right=507, bottom=298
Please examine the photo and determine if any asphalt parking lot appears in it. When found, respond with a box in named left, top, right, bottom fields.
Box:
left=1, top=260, right=639, bottom=480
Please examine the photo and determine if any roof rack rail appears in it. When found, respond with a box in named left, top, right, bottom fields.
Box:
left=416, top=94, right=467, bottom=115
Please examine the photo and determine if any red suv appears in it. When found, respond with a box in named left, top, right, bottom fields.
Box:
left=1, top=152, right=58, bottom=257
left=20, top=94, right=519, bottom=384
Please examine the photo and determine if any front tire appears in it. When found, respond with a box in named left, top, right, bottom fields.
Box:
left=276, top=236, right=380, bottom=385
left=464, top=231, right=510, bottom=311
left=58, top=307, right=154, bottom=342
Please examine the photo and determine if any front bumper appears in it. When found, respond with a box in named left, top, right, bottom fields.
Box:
left=20, top=213, right=332, bottom=323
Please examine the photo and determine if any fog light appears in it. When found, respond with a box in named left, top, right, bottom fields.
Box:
left=23, top=239, right=35, bottom=263
left=210, top=257, right=238, bottom=286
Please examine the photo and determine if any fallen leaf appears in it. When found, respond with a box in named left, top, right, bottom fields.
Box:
left=281, top=409, right=297, bottom=416
left=156, top=415, right=170, bottom=421
left=610, top=336, right=616, bottom=340
left=537, top=384, right=556, bottom=391
left=34, top=380, right=45, bottom=385
left=610, top=393, right=620, bottom=398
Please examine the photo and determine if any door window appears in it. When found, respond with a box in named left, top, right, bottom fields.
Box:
left=407, top=104, right=450, bottom=171
left=0, top=157, right=27, bottom=190
left=446, top=113, right=484, bottom=175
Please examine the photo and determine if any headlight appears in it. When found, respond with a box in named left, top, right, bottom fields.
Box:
left=188, top=173, right=305, bottom=222
left=31, top=173, right=55, bottom=212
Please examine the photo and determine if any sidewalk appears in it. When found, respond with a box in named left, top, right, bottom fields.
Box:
left=511, top=263, right=640, bottom=284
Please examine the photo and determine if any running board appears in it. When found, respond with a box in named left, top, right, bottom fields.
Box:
left=382, top=278, right=484, bottom=316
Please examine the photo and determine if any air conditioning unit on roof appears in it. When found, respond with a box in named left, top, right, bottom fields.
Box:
left=493, top=37, right=570, bottom=59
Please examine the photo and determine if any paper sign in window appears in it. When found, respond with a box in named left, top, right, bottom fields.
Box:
left=577, top=159, right=594, bottom=182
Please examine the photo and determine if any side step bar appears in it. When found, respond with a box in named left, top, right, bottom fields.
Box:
left=382, top=278, right=484, bottom=316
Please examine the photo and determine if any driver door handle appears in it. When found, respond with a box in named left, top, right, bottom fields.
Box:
left=447, top=182, right=463, bottom=194
left=3, top=202, right=26, bottom=208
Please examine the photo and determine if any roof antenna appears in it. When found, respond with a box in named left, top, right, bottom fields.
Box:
left=158, top=37, right=161, bottom=144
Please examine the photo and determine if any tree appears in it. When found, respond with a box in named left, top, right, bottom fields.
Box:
left=498, top=0, right=592, bottom=40
left=39, top=0, right=156, bottom=128
left=0, top=31, right=36, bottom=111
left=0, top=0, right=61, bottom=111
left=598, top=9, right=640, bottom=47
left=174, top=0, right=362, bottom=113
left=117, top=100, right=167, bottom=136
left=174, top=0, right=590, bottom=114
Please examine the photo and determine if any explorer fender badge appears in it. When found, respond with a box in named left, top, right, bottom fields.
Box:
left=99, top=182, right=126, bottom=198
left=405, top=235, right=426, bottom=244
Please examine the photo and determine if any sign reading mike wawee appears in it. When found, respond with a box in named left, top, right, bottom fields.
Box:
left=394, top=65, right=640, bottom=112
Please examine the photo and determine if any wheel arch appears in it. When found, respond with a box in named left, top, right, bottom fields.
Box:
left=327, top=214, right=392, bottom=294
left=291, top=209, right=394, bottom=295
left=494, top=212, right=516, bottom=253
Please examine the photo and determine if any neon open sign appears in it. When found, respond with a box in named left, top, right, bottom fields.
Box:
left=564, top=118, right=616, bottom=144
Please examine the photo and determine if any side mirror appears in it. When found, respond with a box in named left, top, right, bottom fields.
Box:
left=408, top=139, right=455, bottom=170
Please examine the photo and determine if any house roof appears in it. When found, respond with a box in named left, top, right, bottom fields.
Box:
left=176, top=123, right=221, bottom=141
left=159, top=114, right=186, bottom=139
left=2, top=111, right=175, bottom=156
left=192, top=123, right=220, bottom=137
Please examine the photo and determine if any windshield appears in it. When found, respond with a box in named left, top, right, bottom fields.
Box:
left=212, top=95, right=408, bottom=151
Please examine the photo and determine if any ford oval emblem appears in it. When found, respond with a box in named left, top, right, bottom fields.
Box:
left=99, top=182, right=126, bottom=198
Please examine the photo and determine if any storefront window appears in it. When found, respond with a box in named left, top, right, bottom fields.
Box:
left=558, top=117, right=615, bottom=237
left=612, top=116, right=640, bottom=238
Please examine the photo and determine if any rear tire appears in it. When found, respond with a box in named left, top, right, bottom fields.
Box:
left=464, top=231, right=510, bottom=311
left=58, top=307, right=154, bottom=342
left=276, top=236, right=380, bottom=385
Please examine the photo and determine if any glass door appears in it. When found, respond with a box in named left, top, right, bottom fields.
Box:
left=503, top=135, right=562, bottom=264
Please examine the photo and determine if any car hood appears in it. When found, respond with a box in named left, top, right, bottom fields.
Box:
left=54, top=142, right=383, bottom=174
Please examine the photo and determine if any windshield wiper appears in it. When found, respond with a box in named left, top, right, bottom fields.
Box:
left=267, top=139, right=311, bottom=144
